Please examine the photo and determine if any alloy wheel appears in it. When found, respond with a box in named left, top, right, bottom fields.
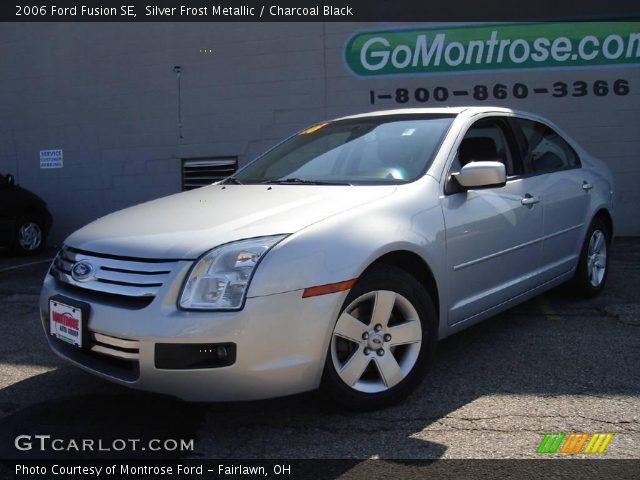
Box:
left=18, top=222, right=42, bottom=251
left=331, top=290, right=422, bottom=394
left=586, top=229, right=607, bottom=287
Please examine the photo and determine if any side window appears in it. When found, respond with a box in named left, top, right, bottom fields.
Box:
left=451, top=118, right=522, bottom=177
left=516, top=119, right=580, bottom=173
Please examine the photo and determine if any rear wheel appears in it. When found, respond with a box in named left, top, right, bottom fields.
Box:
left=569, top=218, right=610, bottom=297
left=321, top=265, right=437, bottom=410
left=13, top=215, right=46, bottom=256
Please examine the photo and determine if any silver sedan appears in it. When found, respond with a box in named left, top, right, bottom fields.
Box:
left=41, top=107, right=614, bottom=410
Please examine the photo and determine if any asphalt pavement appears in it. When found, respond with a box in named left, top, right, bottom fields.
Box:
left=0, top=240, right=638, bottom=460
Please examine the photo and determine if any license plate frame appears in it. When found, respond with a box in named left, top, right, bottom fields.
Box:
left=49, top=295, right=90, bottom=349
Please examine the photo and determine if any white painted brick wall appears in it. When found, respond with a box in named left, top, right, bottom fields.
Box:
left=0, top=22, right=638, bottom=243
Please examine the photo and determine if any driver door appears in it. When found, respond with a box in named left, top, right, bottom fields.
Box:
left=441, top=116, right=544, bottom=325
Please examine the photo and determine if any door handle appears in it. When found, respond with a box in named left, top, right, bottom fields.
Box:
left=582, top=181, right=593, bottom=191
left=521, top=194, right=540, bottom=206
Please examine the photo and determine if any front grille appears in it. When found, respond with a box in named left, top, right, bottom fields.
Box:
left=48, top=330, right=140, bottom=382
left=91, top=332, right=140, bottom=361
left=50, top=246, right=176, bottom=302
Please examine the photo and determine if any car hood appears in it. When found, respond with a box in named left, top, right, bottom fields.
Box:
left=66, top=184, right=397, bottom=259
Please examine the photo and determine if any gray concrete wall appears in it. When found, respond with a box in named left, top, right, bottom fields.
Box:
left=0, top=22, right=638, bottom=243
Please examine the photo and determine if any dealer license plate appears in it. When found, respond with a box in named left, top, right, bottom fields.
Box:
left=49, top=298, right=84, bottom=348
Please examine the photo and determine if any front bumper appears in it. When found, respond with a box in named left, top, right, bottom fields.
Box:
left=39, top=265, right=346, bottom=401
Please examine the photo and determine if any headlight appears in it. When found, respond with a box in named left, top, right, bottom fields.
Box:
left=179, top=235, right=286, bottom=310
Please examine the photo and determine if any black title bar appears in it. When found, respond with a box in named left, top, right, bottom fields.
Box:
left=3, top=0, right=640, bottom=22
left=2, top=459, right=640, bottom=480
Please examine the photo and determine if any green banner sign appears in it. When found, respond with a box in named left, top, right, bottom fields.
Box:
left=345, top=22, right=640, bottom=76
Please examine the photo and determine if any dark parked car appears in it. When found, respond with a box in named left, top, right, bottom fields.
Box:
left=0, top=173, right=52, bottom=255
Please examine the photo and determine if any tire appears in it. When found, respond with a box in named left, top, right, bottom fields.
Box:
left=12, top=215, right=46, bottom=256
left=321, top=265, right=437, bottom=410
left=569, top=217, right=611, bottom=297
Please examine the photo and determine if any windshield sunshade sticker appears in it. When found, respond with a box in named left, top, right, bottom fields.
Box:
left=299, top=122, right=330, bottom=135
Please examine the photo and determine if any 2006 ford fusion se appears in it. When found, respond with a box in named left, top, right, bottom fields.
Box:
left=41, top=107, right=614, bottom=409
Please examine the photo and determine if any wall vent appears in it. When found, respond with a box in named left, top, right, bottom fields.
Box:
left=181, top=157, right=238, bottom=191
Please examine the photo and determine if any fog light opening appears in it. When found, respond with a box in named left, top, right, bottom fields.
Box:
left=155, top=343, right=236, bottom=369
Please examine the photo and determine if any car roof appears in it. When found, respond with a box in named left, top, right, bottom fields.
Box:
left=334, top=106, right=521, bottom=121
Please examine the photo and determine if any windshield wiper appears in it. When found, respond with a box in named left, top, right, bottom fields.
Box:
left=222, top=177, right=243, bottom=185
left=264, top=178, right=351, bottom=186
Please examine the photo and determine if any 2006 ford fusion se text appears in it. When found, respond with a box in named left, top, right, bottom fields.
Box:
left=40, top=107, right=614, bottom=410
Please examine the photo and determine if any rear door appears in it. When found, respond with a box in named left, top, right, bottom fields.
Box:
left=512, top=118, right=591, bottom=281
left=441, top=116, right=544, bottom=325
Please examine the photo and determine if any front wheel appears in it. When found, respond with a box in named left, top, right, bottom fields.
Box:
left=321, top=265, right=437, bottom=410
left=13, top=216, right=46, bottom=256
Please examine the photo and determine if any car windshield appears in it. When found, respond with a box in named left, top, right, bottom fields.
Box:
left=231, top=115, right=455, bottom=185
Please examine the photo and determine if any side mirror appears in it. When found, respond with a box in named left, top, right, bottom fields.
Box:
left=452, top=161, right=506, bottom=189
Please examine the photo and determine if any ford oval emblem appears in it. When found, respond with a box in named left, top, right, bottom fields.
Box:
left=71, top=261, right=95, bottom=282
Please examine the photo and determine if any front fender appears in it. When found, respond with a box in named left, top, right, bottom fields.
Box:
left=247, top=177, right=449, bottom=334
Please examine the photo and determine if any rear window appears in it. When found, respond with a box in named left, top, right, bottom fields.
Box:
left=516, top=119, right=580, bottom=173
